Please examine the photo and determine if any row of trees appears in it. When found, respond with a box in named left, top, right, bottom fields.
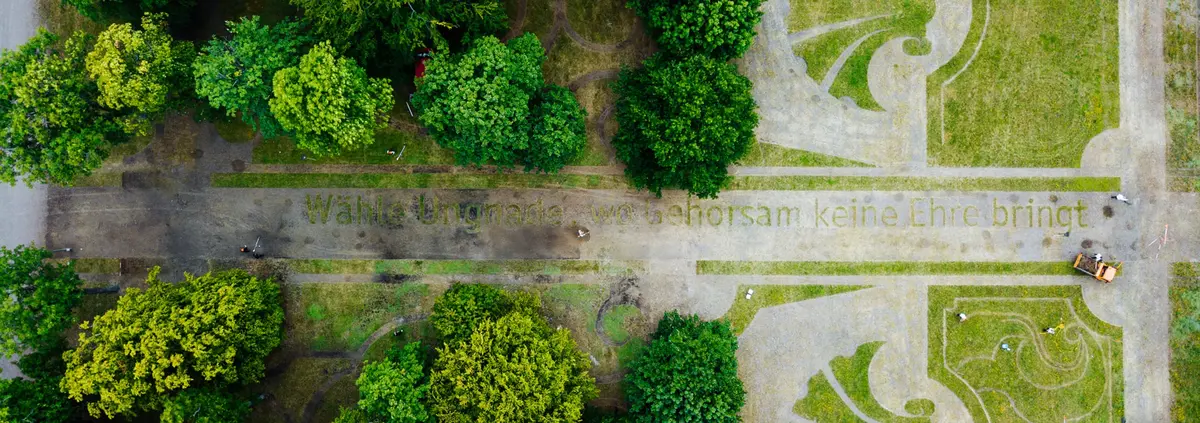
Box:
left=335, top=283, right=746, bottom=423
left=0, top=245, right=285, bottom=422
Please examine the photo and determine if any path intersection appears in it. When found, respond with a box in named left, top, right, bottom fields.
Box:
left=27, top=0, right=1200, bottom=421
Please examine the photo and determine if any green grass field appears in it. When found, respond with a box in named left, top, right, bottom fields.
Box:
left=721, top=285, right=867, bottom=334
left=1166, top=0, right=1200, bottom=191
left=927, top=0, right=1120, bottom=167
left=788, top=0, right=934, bottom=110
left=928, top=285, right=1124, bottom=421
left=1171, top=263, right=1200, bottom=420
left=698, top=261, right=1074, bottom=276
left=794, top=342, right=932, bottom=422
left=739, top=142, right=872, bottom=167
left=283, top=283, right=434, bottom=351
left=253, top=128, right=456, bottom=166
left=566, top=0, right=637, bottom=44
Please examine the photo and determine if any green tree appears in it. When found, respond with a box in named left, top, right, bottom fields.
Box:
left=627, top=0, right=764, bottom=61
left=159, top=388, right=250, bottom=423
left=0, top=339, right=78, bottom=423
left=430, top=283, right=540, bottom=344
left=623, top=312, right=745, bottom=423
left=86, top=13, right=195, bottom=135
left=612, top=54, right=758, bottom=198
left=290, top=0, right=506, bottom=65
left=193, top=16, right=310, bottom=138
left=269, top=42, right=394, bottom=157
left=61, top=268, right=285, bottom=418
left=0, top=30, right=129, bottom=186
left=429, top=313, right=597, bottom=422
left=525, top=85, right=587, bottom=173
left=0, top=245, right=83, bottom=356
left=353, top=342, right=430, bottom=423
left=62, top=0, right=195, bottom=24
left=412, top=33, right=548, bottom=168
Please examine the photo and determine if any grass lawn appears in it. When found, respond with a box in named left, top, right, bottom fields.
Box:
left=286, top=259, right=644, bottom=276
left=721, top=285, right=867, bottom=334
left=250, top=357, right=355, bottom=423
left=253, top=128, right=455, bottom=165
left=927, top=0, right=1120, bottom=167
left=1170, top=263, right=1200, bottom=420
left=573, top=79, right=618, bottom=166
left=788, top=0, right=934, bottom=110
left=537, top=284, right=650, bottom=378
left=600, top=304, right=640, bottom=344
left=726, top=176, right=1121, bottom=192
left=928, top=285, right=1123, bottom=422
left=283, top=282, right=436, bottom=352
left=565, top=0, right=637, bottom=45
left=698, top=261, right=1074, bottom=276
left=61, top=258, right=122, bottom=274
left=1166, top=0, right=1200, bottom=191
left=795, top=341, right=932, bottom=422
left=739, top=142, right=871, bottom=167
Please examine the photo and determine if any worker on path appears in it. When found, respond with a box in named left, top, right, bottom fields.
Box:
left=1111, top=193, right=1132, bottom=205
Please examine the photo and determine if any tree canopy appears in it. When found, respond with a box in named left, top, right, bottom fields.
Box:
left=352, top=342, right=430, bottom=423
left=525, top=85, right=587, bottom=173
left=86, top=13, right=195, bottom=134
left=0, top=30, right=128, bottom=186
left=270, top=42, right=394, bottom=157
left=289, top=0, right=507, bottom=65
left=429, top=312, right=597, bottom=422
left=413, top=34, right=586, bottom=172
left=159, top=388, right=250, bottom=423
left=194, top=16, right=310, bottom=138
left=62, top=0, right=195, bottom=24
left=628, top=0, right=764, bottom=61
left=623, top=312, right=745, bottom=423
left=612, top=54, right=758, bottom=198
left=0, top=245, right=83, bottom=357
left=430, top=283, right=538, bottom=344
left=61, top=268, right=284, bottom=418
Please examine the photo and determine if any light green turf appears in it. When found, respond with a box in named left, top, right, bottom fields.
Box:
left=726, top=176, right=1121, bottom=192
left=928, top=285, right=1124, bottom=422
left=601, top=304, right=640, bottom=344
left=1171, top=263, right=1200, bottom=420
left=793, top=371, right=865, bottom=422
left=284, top=283, right=430, bottom=351
left=213, top=172, right=1120, bottom=192
left=789, top=0, right=934, bottom=110
left=722, top=285, right=867, bottom=334
left=1166, top=0, right=1200, bottom=191
left=795, top=341, right=932, bottom=422
left=285, top=259, right=643, bottom=275
left=739, top=142, right=872, bottom=167
left=698, top=261, right=1074, bottom=276
left=66, top=258, right=121, bottom=274
left=253, top=128, right=455, bottom=165
left=566, top=0, right=637, bottom=45
left=69, top=172, right=122, bottom=188
left=927, top=0, right=1119, bottom=167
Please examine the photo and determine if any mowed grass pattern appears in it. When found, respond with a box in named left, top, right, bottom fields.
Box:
left=1170, top=263, right=1200, bottom=420
left=722, top=285, right=867, bottom=334
left=928, top=285, right=1123, bottom=422
left=928, top=0, right=1119, bottom=167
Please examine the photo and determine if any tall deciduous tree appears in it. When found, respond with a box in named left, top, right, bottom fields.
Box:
left=61, top=268, right=284, bottom=419
left=628, top=0, right=764, bottom=61
left=352, top=342, right=430, bottom=423
left=87, top=13, right=195, bottom=135
left=623, top=312, right=745, bottom=423
left=413, top=33, right=586, bottom=172
left=0, top=30, right=128, bottom=186
left=0, top=245, right=83, bottom=357
left=429, top=283, right=539, bottom=344
left=289, top=0, right=506, bottom=65
left=612, top=54, right=758, bottom=198
left=61, top=0, right=196, bottom=24
left=429, top=312, right=597, bottom=422
left=525, top=85, right=587, bottom=173
left=269, top=42, right=394, bottom=157
left=194, top=16, right=310, bottom=138
left=159, top=388, right=250, bottom=423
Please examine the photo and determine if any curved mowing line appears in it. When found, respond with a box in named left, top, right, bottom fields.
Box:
left=939, top=0, right=991, bottom=145
left=822, top=28, right=892, bottom=91
left=822, top=365, right=880, bottom=423
left=789, top=14, right=895, bottom=44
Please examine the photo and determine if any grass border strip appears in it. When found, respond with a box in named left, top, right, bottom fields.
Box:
left=212, top=172, right=1120, bottom=192
left=698, top=261, right=1075, bottom=276
left=285, top=259, right=645, bottom=276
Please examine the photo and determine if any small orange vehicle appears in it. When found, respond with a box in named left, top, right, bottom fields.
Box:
left=1073, top=252, right=1118, bottom=283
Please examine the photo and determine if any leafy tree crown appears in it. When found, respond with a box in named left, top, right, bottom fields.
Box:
left=0, top=244, right=83, bottom=357
left=628, top=0, right=765, bottom=61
